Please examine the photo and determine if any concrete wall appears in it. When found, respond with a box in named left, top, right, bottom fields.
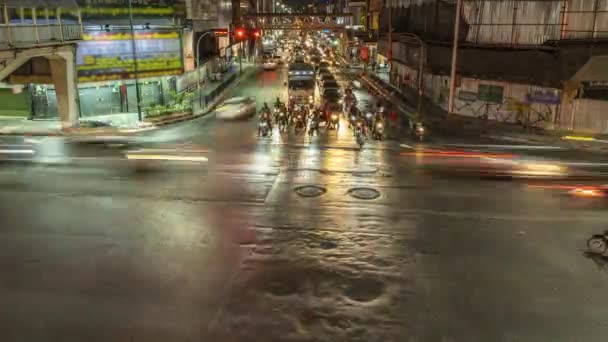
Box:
left=558, top=97, right=608, bottom=133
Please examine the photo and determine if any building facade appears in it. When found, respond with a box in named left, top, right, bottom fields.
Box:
left=4, top=0, right=240, bottom=120
left=377, top=0, right=608, bottom=133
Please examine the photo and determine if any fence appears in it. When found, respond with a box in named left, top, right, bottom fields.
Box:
left=0, top=23, right=81, bottom=47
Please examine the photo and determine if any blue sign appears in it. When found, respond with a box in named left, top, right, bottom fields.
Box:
left=526, top=90, right=560, bottom=105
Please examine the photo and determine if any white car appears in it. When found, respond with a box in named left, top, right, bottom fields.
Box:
left=215, top=97, right=257, bottom=120
left=263, top=60, right=278, bottom=70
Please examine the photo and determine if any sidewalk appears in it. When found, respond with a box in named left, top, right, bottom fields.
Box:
left=0, top=63, right=255, bottom=136
left=357, top=64, right=608, bottom=153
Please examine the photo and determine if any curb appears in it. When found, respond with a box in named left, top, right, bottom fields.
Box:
left=145, top=66, right=258, bottom=130
left=0, top=66, right=258, bottom=137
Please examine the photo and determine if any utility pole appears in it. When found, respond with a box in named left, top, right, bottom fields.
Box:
left=447, top=0, right=462, bottom=114
left=128, top=0, right=142, bottom=121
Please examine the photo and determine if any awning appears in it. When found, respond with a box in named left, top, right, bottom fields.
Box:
left=0, top=0, right=78, bottom=9
left=571, top=55, right=608, bottom=82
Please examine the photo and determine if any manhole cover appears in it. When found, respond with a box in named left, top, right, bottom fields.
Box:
left=348, top=187, right=381, bottom=200
left=294, top=185, right=327, bottom=197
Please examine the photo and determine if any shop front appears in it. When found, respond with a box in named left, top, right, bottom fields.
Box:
left=30, top=27, right=184, bottom=119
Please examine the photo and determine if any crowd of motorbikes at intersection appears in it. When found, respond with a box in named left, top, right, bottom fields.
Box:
left=257, top=86, right=394, bottom=149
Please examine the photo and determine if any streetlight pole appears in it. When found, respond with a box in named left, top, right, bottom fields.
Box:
left=195, top=31, right=214, bottom=93
left=447, top=0, right=463, bottom=114
left=127, top=0, right=142, bottom=121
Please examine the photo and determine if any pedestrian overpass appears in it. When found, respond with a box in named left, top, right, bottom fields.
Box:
left=0, top=0, right=82, bottom=126
left=242, top=13, right=353, bottom=31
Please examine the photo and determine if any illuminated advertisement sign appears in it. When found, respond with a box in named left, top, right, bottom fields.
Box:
left=76, top=0, right=175, bottom=18
left=76, top=30, right=183, bottom=83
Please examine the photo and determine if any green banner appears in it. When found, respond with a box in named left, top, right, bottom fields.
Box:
left=76, top=0, right=175, bottom=18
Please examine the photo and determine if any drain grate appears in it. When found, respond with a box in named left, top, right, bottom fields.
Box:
left=348, top=187, right=381, bottom=200
left=294, top=185, right=327, bottom=198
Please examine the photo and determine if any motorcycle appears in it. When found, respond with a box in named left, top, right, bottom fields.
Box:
left=354, top=121, right=365, bottom=149
left=348, top=114, right=358, bottom=129
left=327, top=113, right=340, bottom=130
left=308, top=116, right=319, bottom=136
left=277, top=110, right=288, bottom=132
left=372, top=121, right=384, bottom=140
left=414, top=122, right=426, bottom=142
left=293, top=113, right=306, bottom=134
left=364, top=112, right=375, bottom=130
left=258, top=119, right=271, bottom=137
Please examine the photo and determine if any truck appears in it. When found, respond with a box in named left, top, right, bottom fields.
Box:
left=287, top=62, right=315, bottom=106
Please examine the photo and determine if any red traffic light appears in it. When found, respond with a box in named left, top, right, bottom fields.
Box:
left=235, top=28, right=245, bottom=39
left=253, top=30, right=260, bottom=38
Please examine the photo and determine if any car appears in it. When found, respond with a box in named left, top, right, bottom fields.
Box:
left=215, top=97, right=256, bottom=120
left=63, top=120, right=134, bottom=145
left=318, top=73, right=335, bottom=86
left=318, top=61, right=330, bottom=70
left=263, top=60, right=278, bottom=70
left=321, top=89, right=342, bottom=111
left=320, top=80, right=340, bottom=93
left=317, top=67, right=331, bottom=76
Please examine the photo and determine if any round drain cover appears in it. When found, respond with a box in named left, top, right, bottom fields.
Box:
left=294, top=185, right=327, bottom=197
left=348, top=187, right=381, bottom=200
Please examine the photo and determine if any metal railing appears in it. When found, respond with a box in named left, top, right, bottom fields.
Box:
left=0, top=23, right=81, bottom=47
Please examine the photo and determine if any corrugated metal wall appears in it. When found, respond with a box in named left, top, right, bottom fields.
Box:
left=564, top=0, right=608, bottom=39
left=462, top=0, right=562, bottom=45
left=391, top=0, right=608, bottom=45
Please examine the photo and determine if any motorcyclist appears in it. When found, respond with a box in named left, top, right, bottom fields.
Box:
left=372, top=112, right=385, bottom=139
left=274, top=97, right=283, bottom=109
left=258, top=102, right=273, bottom=136
left=261, top=102, right=271, bottom=115
left=308, top=108, right=320, bottom=136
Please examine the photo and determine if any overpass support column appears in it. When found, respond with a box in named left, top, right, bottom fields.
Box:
left=49, top=47, right=78, bottom=128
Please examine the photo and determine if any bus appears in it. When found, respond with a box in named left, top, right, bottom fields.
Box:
left=287, top=62, right=315, bottom=106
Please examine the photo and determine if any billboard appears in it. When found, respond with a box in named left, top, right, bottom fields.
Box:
left=76, top=0, right=175, bottom=18
left=76, top=30, right=183, bottom=83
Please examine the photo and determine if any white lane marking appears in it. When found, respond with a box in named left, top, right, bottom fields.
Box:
left=23, top=138, right=41, bottom=144
left=441, top=143, right=564, bottom=150
left=400, top=144, right=414, bottom=149
left=0, top=149, right=34, bottom=154
left=126, top=154, right=208, bottom=162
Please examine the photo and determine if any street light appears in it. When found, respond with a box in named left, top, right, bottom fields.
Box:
left=447, top=0, right=463, bottom=114
left=195, top=31, right=214, bottom=104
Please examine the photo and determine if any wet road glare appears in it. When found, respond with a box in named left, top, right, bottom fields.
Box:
left=1, top=66, right=608, bottom=342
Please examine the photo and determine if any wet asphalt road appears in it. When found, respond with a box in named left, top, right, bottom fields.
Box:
left=2, top=67, right=608, bottom=342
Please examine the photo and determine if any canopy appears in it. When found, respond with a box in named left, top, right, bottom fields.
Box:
left=571, top=56, right=608, bottom=82
left=0, top=0, right=78, bottom=8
